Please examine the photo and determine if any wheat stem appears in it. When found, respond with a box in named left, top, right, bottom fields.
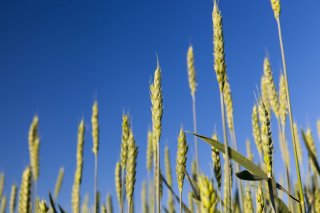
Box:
left=275, top=17, right=305, bottom=212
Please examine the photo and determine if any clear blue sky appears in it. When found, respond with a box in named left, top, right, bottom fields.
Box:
left=1, top=0, right=320, bottom=211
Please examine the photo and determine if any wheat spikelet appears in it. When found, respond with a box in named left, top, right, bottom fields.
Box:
left=146, top=130, right=153, bottom=172
left=121, top=114, right=130, bottom=170
left=315, top=189, right=320, bottom=213
left=38, top=200, right=48, bottom=213
left=165, top=146, right=175, bottom=213
left=176, top=128, right=188, bottom=192
left=246, top=139, right=253, bottom=161
left=261, top=76, right=271, bottom=115
left=0, top=196, right=6, bottom=213
left=53, top=167, right=64, bottom=200
left=0, top=174, right=4, bottom=200
left=141, top=182, right=147, bottom=213
left=72, top=120, right=85, bottom=213
left=211, top=134, right=221, bottom=189
left=212, top=1, right=226, bottom=92
left=252, top=105, right=262, bottom=157
left=114, top=162, right=121, bottom=209
left=198, top=174, right=217, bottom=212
left=106, top=194, right=113, bottom=213
left=293, top=122, right=303, bottom=165
left=258, top=103, right=274, bottom=177
left=263, top=58, right=280, bottom=118
left=279, top=74, right=287, bottom=127
left=270, top=0, right=281, bottom=19
left=125, top=130, right=138, bottom=210
left=9, top=184, right=17, bottom=213
left=28, top=115, right=40, bottom=181
left=187, top=45, right=197, bottom=97
left=91, top=101, right=99, bottom=156
left=256, top=183, right=264, bottom=213
left=18, top=167, right=32, bottom=213
left=244, top=187, right=253, bottom=213
left=150, top=59, right=163, bottom=148
left=81, top=194, right=89, bottom=213
left=224, top=80, right=234, bottom=131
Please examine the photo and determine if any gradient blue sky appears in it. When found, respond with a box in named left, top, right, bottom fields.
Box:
left=1, top=0, right=320, bottom=212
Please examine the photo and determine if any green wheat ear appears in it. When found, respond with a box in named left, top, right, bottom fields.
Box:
left=198, top=174, right=218, bottom=212
left=18, top=167, right=32, bottom=213
left=176, top=127, right=188, bottom=192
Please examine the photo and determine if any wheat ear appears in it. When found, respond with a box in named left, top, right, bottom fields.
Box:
left=91, top=101, right=99, bottom=213
left=176, top=127, right=188, bottom=213
left=115, top=162, right=122, bottom=212
left=18, top=167, right=32, bottom=213
left=244, top=187, right=253, bottom=213
left=125, top=130, right=138, bottom=213
left=198, top=174, right=218, bottom=212
left=71, top=120, right=85, bottom=213
left=211, top=134, right=222, bottom=190
left=38, top=200, right=48, bottom=213
left=9, top=184, right=17, bottom=213
left=150, top=58, right=163, bottom=213
left=53, top=167, right=64, bottom=200
left=165, top=146, right=175, bottom=213
left=0, top=196, right=6, bottom=213
left=256, top=183, right=264, bottom=213
left=252, top=105, right=263, bottom=162
left=0, top=174, right=4, bottom=200
left=146, top=130, right=153, bottom=172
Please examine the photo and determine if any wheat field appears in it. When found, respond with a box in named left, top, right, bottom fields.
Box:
left=1, top=1, right=320, bottom=213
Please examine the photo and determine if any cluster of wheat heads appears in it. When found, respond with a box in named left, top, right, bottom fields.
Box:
left=1, top=1, right=320, bottom=213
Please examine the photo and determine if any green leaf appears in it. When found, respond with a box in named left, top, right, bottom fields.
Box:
left=49, top=193, right=57, bottom=213
left=192, top=133, right=268, bottom=178
left=301, top=130, right=320, bottom=176
left=236, top=170, right=268, bottom=181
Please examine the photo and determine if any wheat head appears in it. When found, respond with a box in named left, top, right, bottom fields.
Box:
left=198, top=174, right=217, bottom=212
left=91, top=101, right=99, bottom=156
left=54, top=167, right=64, bottom=200
left=211, top=134, right=222, bottom=189
left=18, top=167, right=32, bottom=213
left=176, top=127, right=188, bottom=192
left=187, top=45, right=197, bottom=97
left=9, top=184, right=17, bottom=213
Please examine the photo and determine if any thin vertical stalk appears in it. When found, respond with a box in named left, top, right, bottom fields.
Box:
left=220, top=92, right=231, bottom=212
left=94, top=155, right=98, bottom=213
left=276, top=18, right=305, bottom=212
left=157, top=142, right=160, bottom=213
left=191, top=94, right=198, bottom=171
left=230, top=131, right=243, bottom=211
left=179, top=191, right=182, bottom=213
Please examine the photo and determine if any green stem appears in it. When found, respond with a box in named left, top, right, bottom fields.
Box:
left=94, top=155, right=98, bottom=213
left=179, top=191, right=182, bottom=213
left=220, top=92, right=231, bottom=213
left=191, top=94, right=199, bottom=172
left=276, top=18, right=305, bottom=213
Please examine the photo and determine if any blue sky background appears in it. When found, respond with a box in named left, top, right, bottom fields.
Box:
left=1, top=0, right=320, bottom=212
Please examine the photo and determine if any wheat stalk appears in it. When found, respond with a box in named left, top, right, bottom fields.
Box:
left=269, top=0, right=305, bottom=209
left=125, top=130, right=138, bottom=213
left=165, top=146, right=175, bottom=213
left=187, top=45, right=199, bottom=172
left=18, top=167, right=32, bottom=213
left=212, top=2, right=231, bottom=210
left=53, top=167, right=64, bottom=200
left=176, top=127, right=188, bottom=213
left=71, top=120, right=85, bottom=213
left=9, top=184, right=17, bottom=213
left=150, top=58, right=163, bottom=213
left=293, top=122, right=303, bottom=165
left=91, top=101, right=99, bottom=213
left=106, top=194, right=113, bottom=213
